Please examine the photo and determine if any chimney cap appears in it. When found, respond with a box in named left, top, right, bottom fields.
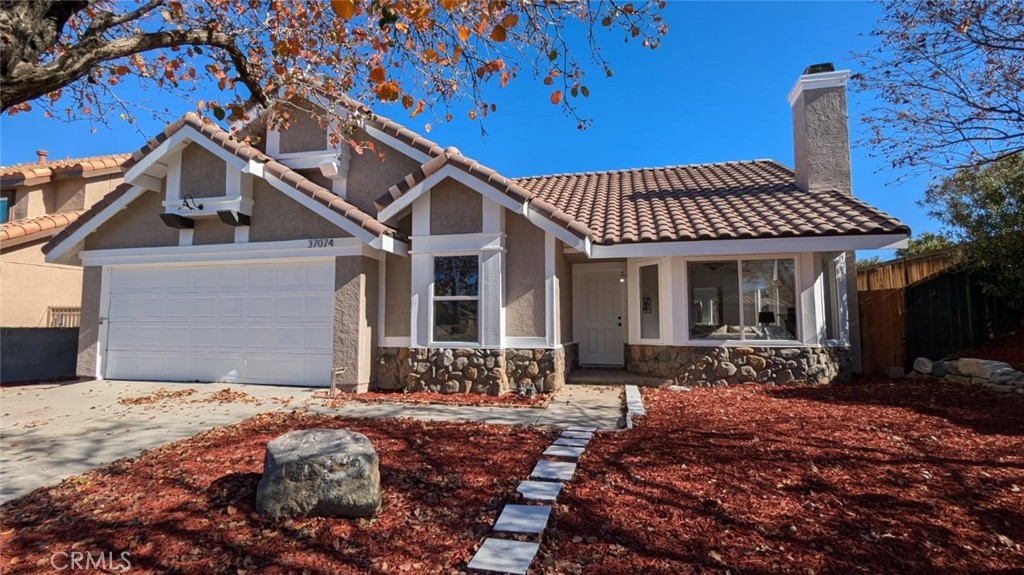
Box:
left=803, top=62, right=835, bottom=75
left=36, top=149, right=48, bottom=163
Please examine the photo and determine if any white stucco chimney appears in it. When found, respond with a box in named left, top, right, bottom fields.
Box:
left=788, top=63, right=852, bottom=195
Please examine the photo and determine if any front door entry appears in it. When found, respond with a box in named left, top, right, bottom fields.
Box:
left=577, top=267, right=625, bottom=366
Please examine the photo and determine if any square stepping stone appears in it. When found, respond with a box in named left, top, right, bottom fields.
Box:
left=561, top=430, right=593, bottom=440
left=554, top=436, right=589, bottom=447
left=566, top=425, right=597, bottom=432
left=493, top=504, right=551, bottom=534
left=544, top=445, right=585, bottom=460
left=517, top=480, right=563, bottom=502
left=468, top=538, right=539, bottom=574
left=531, top=460, right=576, bottom=481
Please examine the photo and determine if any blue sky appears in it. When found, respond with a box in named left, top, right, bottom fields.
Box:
left=0, top=1, right=935, bottom=259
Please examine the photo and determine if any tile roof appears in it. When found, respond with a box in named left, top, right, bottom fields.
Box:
left=0, top=154, right=129, bottom=187
left=46, top=112, right=402, bottom=255
left=1, top=210, right=86, bottom=244
left=376, top=147, right=591, bottom=240
left=514, top=160, right=908, bottom=245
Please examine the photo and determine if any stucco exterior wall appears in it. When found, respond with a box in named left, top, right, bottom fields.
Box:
left=504, top=213, right=545, bottom=338
left=180, top=144, right=227, bottom=199
left=0, top=240, right=83, bottom=327
left=84, top=190, right=178, bottom=250
left=429, top=179, right=482, bottom=235
left=296, top=168, right=334, bottom=191
left=344, top=130, right=423, bottom=215
left=192, top=219, right=235, bottom=245
left=384, top=252, right=410, bottom=337
left=792, top=86, right=852, bottom=195
left=12, top=185, right=46, bottom=220
left=555, top=239, right=573, bottom=343
left=333, top=256, right=377, bottom=390
left=278, top=108, right=328, bottom=154
left=77, top=265, right=102, bottom=378
left=248, top=179, right=350, bottom=242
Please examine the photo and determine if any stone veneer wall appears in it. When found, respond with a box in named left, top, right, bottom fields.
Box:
left=375, top=345, right=577, bottom=396
left=627, top=345, right=851, bottom=386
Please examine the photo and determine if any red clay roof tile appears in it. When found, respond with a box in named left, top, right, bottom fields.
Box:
left=1, top=210, right=87, bottom=244
left=0, top=154, right=130, bottom=187
left=47, top=113, right=402, bottom=255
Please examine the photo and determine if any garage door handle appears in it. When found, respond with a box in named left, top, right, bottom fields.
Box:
left=99, top=317, right=107, bottom=325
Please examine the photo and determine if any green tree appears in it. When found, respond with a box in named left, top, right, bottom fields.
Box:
left=856, top=256, right=882, bottom=270
left=894, top=231, right=953, bottom=259
left=922, top=153, right=1024, bottom=309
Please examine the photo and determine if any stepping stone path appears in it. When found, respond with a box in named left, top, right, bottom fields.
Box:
left=467, top=425, right=599, bottom=574
left=516, top=480, right=562, bottom=502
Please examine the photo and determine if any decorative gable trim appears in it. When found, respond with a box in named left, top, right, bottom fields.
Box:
left=44, top=185, right=148, bottom=264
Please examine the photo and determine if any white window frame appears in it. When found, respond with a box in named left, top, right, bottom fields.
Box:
left=680, top=254, right=803, bottom=346
left=429, top=253, right=482, bottom=346
left=628, top=257, right=672, bottom=344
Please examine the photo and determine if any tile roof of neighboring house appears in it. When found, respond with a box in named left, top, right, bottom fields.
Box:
left=514, top=160, right=908, bottom=244
left=46, top=112, right=402, bottom=255
left=376, top=146, right=591, bottom=240
left=0, top=154, right=130, bottom=187
left=0, top=210, right=86, bottom=245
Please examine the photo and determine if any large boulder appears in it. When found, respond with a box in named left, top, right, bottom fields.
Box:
left=255, top=428, right=382, bottom=519
left=958, top=358, right=1012, bottom=379
left=912, top=357, right=933, bottom=375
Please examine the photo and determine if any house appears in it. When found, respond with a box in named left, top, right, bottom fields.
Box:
left=1, top=151, right=128, bottom=328
left=43, top=64, right=909, bottom=393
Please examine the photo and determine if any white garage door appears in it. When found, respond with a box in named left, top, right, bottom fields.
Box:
left=104, top=260, right=334, bottom=386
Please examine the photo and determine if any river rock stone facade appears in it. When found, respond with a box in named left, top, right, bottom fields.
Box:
left=375, top=344, right=577, bottom=396
left=627, top=345, right=851, bottom=386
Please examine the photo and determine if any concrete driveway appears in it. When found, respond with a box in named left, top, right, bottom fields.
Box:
left=1, top=380, right=622, bottom=503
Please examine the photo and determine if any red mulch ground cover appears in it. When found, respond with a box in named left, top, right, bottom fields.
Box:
left=955, top=331, right=1024, bottom=371
left=540, top=377, right=1024, bottom=574
left=316, top=390, right=552, bottom=409
left=0, top=413, right=553, bottom=575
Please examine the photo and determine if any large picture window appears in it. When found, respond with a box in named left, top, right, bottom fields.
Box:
left=432, top=255, right=479, bottom=343
left=688, top=258, right=797, bottom=341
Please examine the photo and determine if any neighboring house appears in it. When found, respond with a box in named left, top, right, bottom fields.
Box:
left=1, top=151, right=128, bottom=328
left=44, top=64, right=909, bottom=393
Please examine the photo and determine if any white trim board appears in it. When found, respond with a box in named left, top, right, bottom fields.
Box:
left=589, top=234, right=908, bottom=259
left=79, top=237, right=376, bottom=266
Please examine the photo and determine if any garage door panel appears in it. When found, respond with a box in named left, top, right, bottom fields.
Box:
left=105, top=261, right=335, bottom=386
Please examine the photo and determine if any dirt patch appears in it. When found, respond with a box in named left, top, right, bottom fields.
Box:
left=540, top=376, right=1024, bottom=574
left=953, top=331, right=1024, bottom=371
left=316, top=390, right=552, bottom=409
left=0, top=413, right=554, bottom=574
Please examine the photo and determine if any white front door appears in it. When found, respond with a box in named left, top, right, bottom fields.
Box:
left=577, top=267, right=625, bottom=366
left=103, top=260, right=335, bottom=386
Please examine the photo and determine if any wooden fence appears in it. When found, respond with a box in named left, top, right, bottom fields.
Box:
left=859, top=267, right=1022, bottom=373
left=857, top=247, right=962, bottom=291
left=859, top=289, right=906, bottom=374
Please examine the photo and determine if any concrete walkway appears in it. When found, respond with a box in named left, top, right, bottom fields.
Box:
left=0, top=380, right=621, bottom=503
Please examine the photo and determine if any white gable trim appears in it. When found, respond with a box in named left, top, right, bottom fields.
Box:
left=363, top=125, right=433, bottom=164
left=378, top=165, right=591, bottom=256
left=124, top=126, right=252, bottom=188
left=589, top=233, right=909, bottom=259
left=44, top=186, right=149, bottom=264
